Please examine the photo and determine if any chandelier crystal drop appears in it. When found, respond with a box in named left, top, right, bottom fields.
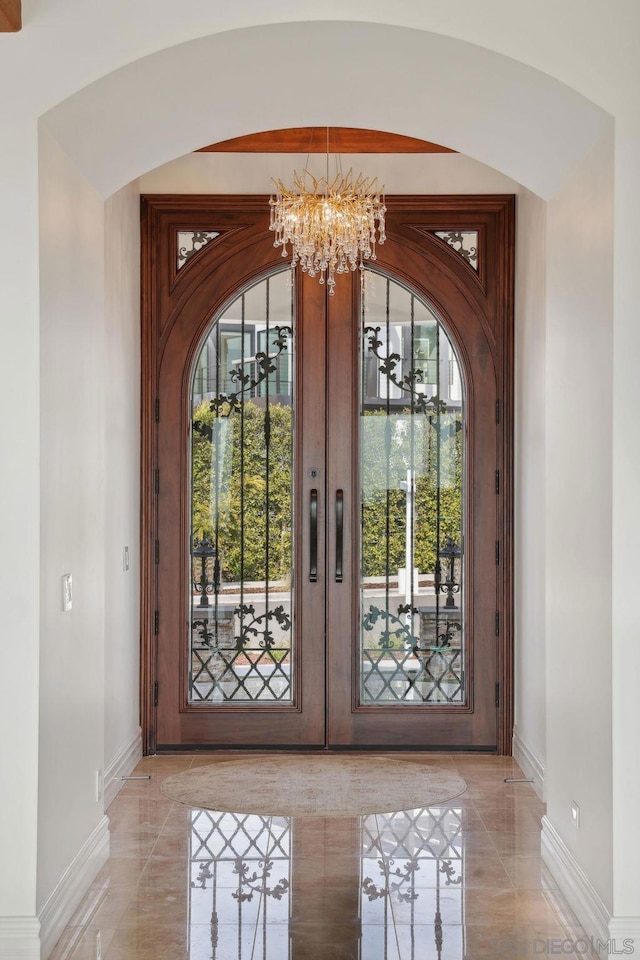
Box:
left=269, top=170, right=386, bottom=294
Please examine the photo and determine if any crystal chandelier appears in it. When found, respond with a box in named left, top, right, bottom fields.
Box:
left=269, top=155, right=386, bottom=294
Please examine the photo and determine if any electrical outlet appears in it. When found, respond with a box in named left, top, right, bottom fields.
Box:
left=96, top=930, right=102, bottom=960
left=62, top=573, right=73, bottom=612
left=571, top=801, right=580, bottom=829
left=123, top=546, right=129, bottom=572
left=96, top=769, right=103, bottom=803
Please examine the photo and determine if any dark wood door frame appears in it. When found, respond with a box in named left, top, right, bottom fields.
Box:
left=140, top=194, right=514, bottom=754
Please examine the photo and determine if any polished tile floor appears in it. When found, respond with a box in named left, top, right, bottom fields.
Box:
left=51, top=754, right=591, bottom=960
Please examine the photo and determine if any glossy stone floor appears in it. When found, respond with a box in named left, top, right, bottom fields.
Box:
left=50, top=754, right=591, bottom=960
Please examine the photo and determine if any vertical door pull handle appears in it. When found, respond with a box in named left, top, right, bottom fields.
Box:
left=309, top=488, right=318, bottom=582
left=335, top=489, right=344, bottom=583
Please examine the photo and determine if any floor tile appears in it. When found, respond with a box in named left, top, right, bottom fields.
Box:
left=45, top=754, right=595, bottom=960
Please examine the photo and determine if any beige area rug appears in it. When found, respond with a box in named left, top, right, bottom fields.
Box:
left=160, top=756, right=466, bottom=817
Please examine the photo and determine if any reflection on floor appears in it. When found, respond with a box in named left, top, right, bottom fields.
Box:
left=50, top=755, right=591, bottom=960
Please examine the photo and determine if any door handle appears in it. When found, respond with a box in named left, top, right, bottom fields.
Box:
left=309, top=488, right=318, bottom=582
left=335, top=489, right=344, bottom=583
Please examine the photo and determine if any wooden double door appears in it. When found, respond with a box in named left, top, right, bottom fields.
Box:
left=141, top=195, right=514, bottom=752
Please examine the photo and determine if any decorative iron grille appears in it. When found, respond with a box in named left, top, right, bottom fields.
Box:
left=362, top=808, right=465, bottom=960
left=177, top=230, right=220, bottom=270
left=189, top=270, right=295, bottom=704
left=360, top=270, right=465, bottom=705
left=434, top=230, right=479, bottom=271
left=188, top=810, right=291, bottom=959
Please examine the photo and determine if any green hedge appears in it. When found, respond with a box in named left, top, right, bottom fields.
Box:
left=192, top=401, right=462, bottom=582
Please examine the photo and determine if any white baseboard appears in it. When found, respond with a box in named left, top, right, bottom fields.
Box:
left=42, top=880, right=109, bottom=960
left=38, top=816, right=110, bottom=960
left=512, top=725, right=545, bottom=800
left=608, top=917, right=640, bottom=956
left=541, top=816, right=611, bottom=947
left=0, top=918, right=41, bottom=959
left=104, top=727, right=143, bottom=809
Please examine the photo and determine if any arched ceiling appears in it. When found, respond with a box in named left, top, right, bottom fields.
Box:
left=41, top=21, right=608, bottom=200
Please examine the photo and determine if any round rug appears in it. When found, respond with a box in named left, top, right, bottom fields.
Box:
left=160, top=756, right=466, bottom=817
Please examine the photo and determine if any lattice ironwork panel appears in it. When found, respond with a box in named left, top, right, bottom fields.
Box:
left=190, top=610, right=292, bottom=702
left=362, top=807, right=465, bottom=959
left=189, top=810, right=291, bottom=960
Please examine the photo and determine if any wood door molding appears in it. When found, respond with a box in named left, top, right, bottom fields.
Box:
left=0, top=0, right=21, bottom=31
left=197, top=127, right=455, bottom=154
left=140, top=194, right=514, bottom=754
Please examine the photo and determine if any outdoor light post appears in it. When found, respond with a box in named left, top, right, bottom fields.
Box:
left=192, top=536, right=217, bottom=608
left=436, top=537, right=461, bottom=609
left=400, top=468, right=416, bottom=624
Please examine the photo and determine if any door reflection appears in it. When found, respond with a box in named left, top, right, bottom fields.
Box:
left=188, top=807, right=464, bottom=959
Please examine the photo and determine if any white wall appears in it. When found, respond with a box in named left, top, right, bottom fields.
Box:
left=103, top=183, right=142, bottom=786
left=37, top=129, right=106, bottom=908
left=0, top=121, right=41, bottom=945
left=513, top=189, right=548, bottom=796
left=35, top=135, right=142, bottom=953
left=611, top=115, right=640, bottom=928
left=544, top=128, right=614, bottom=911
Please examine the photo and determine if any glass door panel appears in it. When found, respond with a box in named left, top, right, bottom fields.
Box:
left=189, top=270, right=296, bottom=704
left=359, top=271, right=465, bottom=705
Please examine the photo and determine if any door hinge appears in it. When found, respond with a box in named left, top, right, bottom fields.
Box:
left=154, top=610, right=159, bottom=635
left=154, top=468, right=159, bottom=495
left=495, top=682, right=500, bottom=708
left=495, top=610, right=500, bottom=636
left=154, top=540, right=160, bottom=565
left=153, top=681, right=159, bottom=706
left=495, top=540, right=500, bottom=565
left=496, top=399, right=501, bottom=424
left=495, top=469, right=500, bottom=494
left=154, top=398, right=160, bottom=423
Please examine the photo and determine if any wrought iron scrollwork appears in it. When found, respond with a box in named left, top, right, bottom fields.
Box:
left=434, top=230, right=479, bottom=271
left=362, top=857, right=420, bottom=903
left=232, top=858, right=289, bottom=903
left=363, top=325, right=447, bottom=415
left=177, top=230, right=220, bottom=269
left=362, top=602, right=420, bottom=650
left=439, top=859, right=462, bottom=886
left=233, top=602, right=292, bottom=651
left=190, top=603, right=293, bottom=701
left=361, top=601, right=463, bottom=703
left=206, top=325, right=292, bottom=418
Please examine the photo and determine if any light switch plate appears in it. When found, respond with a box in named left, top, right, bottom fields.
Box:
left=123, top=546, right=129, bottom=572
left=62, top=573, right=73, bottom=612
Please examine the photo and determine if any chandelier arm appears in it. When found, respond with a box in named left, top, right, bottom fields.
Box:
left=269, top=166, right=386, bottom=294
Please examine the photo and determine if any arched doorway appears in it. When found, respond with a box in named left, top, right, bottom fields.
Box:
left=141, top=194, right=514, bottom=751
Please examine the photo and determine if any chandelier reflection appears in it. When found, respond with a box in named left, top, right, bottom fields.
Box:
left=269, top=167, right=386, bottom=294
